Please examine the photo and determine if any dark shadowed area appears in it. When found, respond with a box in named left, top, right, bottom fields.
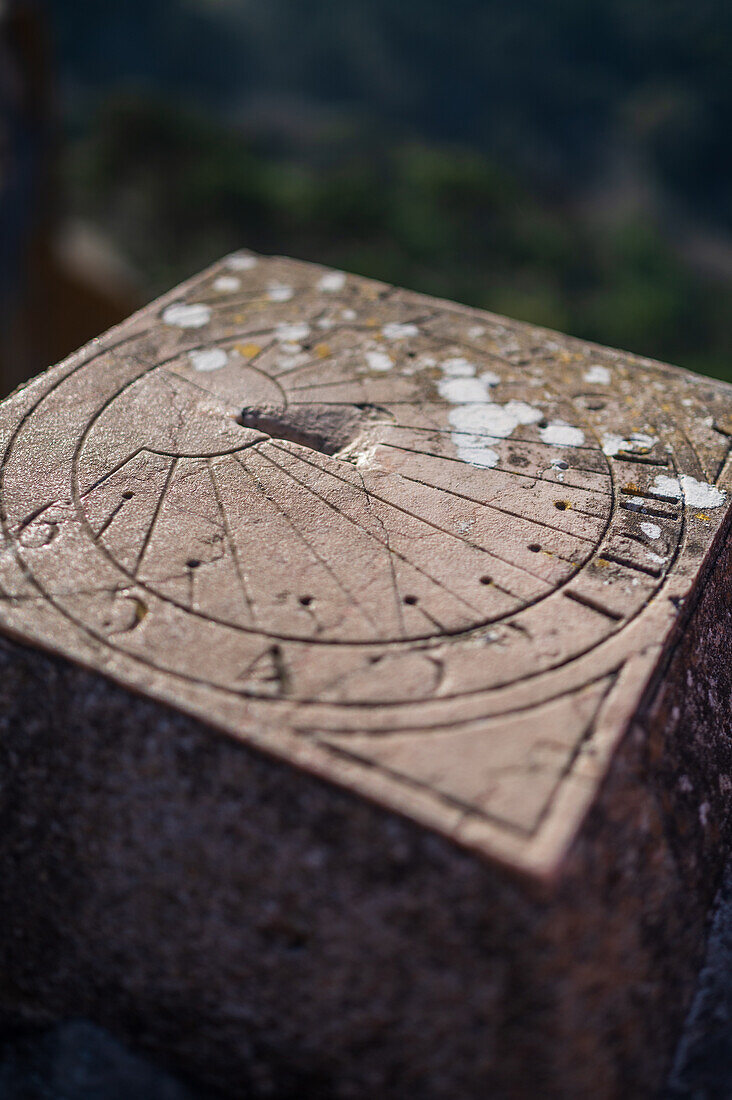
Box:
left=1, top=0, right=731, bottom=393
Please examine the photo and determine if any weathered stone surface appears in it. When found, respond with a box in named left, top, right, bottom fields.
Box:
left=1, top=252, right=732, bottom=1097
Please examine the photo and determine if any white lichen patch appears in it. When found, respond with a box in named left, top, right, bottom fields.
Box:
left=188, top=348, right=228, bottom=372
left=318, top=271, right=346, bottom=293
left=651, top=475, right=682, bottom=499
left=401, top=352, right=436, bottom=376
left=382, top=322, right=419, bottom=340
left=275, top=322, right=310, bottom=343
left=213, top=275, right=241, bottom=293
left=584, top=364, right=611, bottom=385
left=276, top=350, right=309, bottom=371
left=267, top=283, right=294, bottom=303
left=441, top=356, right=477, bottom=377
left=651, top=474, right=726, bottom=508
left=467, top=325, right=485, bottom=340
left=162, top=302, right=211, bottom=329
left=640, top=521, right=662, bottom=540
left=438, top=376, right=494, bottom=404
left=539, top=421, right=585, bottom=447
left=365, top=350, right=393, bottom=372
left=451, top=438, right=500, bottom=469
left=450, top=401, right=542, bottom=441
left=646, top=550, right=667, bottom=566
left=225, top=253, right=257, bottom=271
left=277, top=343, right=303, bottom=358
left=436, top=355, right=541, bottom=470
left=602, top=431, right=657, bottom=457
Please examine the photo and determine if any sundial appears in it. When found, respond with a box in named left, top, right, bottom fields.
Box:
left=1, top=252, right=732, bottom=1095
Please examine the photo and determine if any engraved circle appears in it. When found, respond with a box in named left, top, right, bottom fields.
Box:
left=0, top=259, right=692, bottom=719
left=73, top=319, right=615, bottom=645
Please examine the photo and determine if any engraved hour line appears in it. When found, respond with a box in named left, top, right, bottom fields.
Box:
left=132, top=458, right=177, bottom=576
left=266, top=439, right=554, bottom=598
left=620, top=500, right=679, bottom=522
left=563, top=589, right=624, bottom=622
left=263, top=439, right=539, bottom=604
left=288, top=378, right=374, bottom=394
left=271, top=348, right=343, bottom=379
left=159, top=360, right=280, bottom=415
left=619, top=485, right=681, bottom=506
left=712, top=436, right=732, bottom=483
left=370, top=419, right=600, bottom=454
left=376, top=440, right=614, bottom=497
left=408, top=601, right=450, bottom=634
left=257, top=444, right=497, bottom=617
left=5, top=327, right=157, bottom=534
left=156, top=366, right=261, bottom=412
left=598, top=551, right=663, bottom=578
left=81, top=446, right=146, bottom=498
left=252, top=443, right=413, bottom=635
left=621, top=529, right=669, bottom=555
left=232, top=453, right=382, bottom=636
left=268, top=440, right=560, bottom=592
left=94, top=496, right=129, bottom=539
left=206, top=459, right=258, bottom=625
left=333, top=446, right=413, bottom=636
left=613, top=452, right=670, bottom=468
left=257, top=444, right=470, bottom=627
left=385, top=467, right=599, bottom=546
left=678, top=423, right=712, bottom=484
left=348, top=460, right=408, bottom=638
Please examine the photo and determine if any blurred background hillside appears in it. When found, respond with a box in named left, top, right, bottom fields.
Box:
left=1, top=0, right=731, bottom=392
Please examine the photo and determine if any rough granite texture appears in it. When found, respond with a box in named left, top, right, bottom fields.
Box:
left=1, top=252, right=732, bottom=1096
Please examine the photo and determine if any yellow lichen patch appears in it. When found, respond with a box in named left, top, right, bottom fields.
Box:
left=235, top=343, right=262, bottom=359
left=314, top=343, right=331, bottom=359
left=366, top=317, right=379, bottom=328
left=622, top=483, right=640, bottom=494
left=695, top=512, right=711, bottom=521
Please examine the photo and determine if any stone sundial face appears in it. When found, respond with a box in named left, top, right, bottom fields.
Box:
left=1, top=252, right=731, bottom=872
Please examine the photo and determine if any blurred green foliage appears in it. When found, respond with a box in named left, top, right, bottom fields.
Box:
left=64, top=96, right=732, bottom=379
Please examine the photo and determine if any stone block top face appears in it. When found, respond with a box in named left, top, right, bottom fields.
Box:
left=1, top=250, right=731, bottom=876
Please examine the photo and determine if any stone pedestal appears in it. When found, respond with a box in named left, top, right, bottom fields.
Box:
left=1, top=252, right=731, bottom=1097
